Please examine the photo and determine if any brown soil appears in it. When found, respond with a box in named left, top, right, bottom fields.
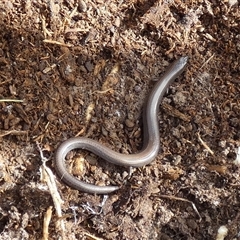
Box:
left=0, top=0, right=239, bottom=239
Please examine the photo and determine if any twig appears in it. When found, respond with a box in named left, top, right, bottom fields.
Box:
left=233, top=146, right=240, bottom=165
left=43, top=39, right=73, bottom=47
left=159, top=194, right=202, bottom=221
left=84, top=232, right=104, bottom=240
left=0, top=130, right=27, bottom=137
left=197, top=132, right=214, bottom=155
left=37, top=142, right=65, bottom=239
left=0, top=99, right=24, bottom=102
left=40, top=15, right=53, bottom=38
left=162, top=102, right=191, bottom=122
left=42, top=206, right=52, bottom=240
left=92, top=88, right=114, bottom=95
left=199, top=53, right=215, bottom=70
left=0, top=79, right=12, bottom=86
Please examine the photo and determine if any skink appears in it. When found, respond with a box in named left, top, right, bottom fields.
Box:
left=55, top=56, right=188, bottom=194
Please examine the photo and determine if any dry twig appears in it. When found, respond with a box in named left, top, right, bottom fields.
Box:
left=42, top=206, right=53, bottom=240
left=37, top=143, right=65, bottom=239
left=43, top=39, right=73, bottom=47
left=197, top=132, right=214, bottom=155
left=0, top=130, right=27, bottom=137
left=159, top=194, right=202, bottom=221
left=0, top=99, right=23, bottom=102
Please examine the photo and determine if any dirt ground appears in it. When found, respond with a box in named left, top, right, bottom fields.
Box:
left=0, top=0, right=239, bottom=239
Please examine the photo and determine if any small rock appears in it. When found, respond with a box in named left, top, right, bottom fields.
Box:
left=134, top=85, right=142, bottom=93
left=125, top=119, right=134, bottom=128
left=85, top=61, right=94, bottom=72
left=78, top=0, right=87, bottom=12
left=86, top=155, right=98, bottom=165
left=114, top=17, right=121, bottom=27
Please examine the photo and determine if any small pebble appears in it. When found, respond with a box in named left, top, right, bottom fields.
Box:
left=78, top=0, right=87, bottom=12
left=173, top=155, right=182, bottom=165
left=85, top=61, right=94, bottom=72
left=216, top=225, right=228, bottom=240
left=134, top=85, right=142, bottom=93
left=101, top=127, right=108, bottom=137
left=114, top=17, right=121, bottom=27
left=125, top=119, right=134, bottom=128
left=122, top=171, right=128, bottom=179
left=218, top=140, right=226, bottom=148
left=72, top=157, right=85, bottom=175
left=86, top=155, right=98, bottom=165
left=187, top=219, right=198, bottom=230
